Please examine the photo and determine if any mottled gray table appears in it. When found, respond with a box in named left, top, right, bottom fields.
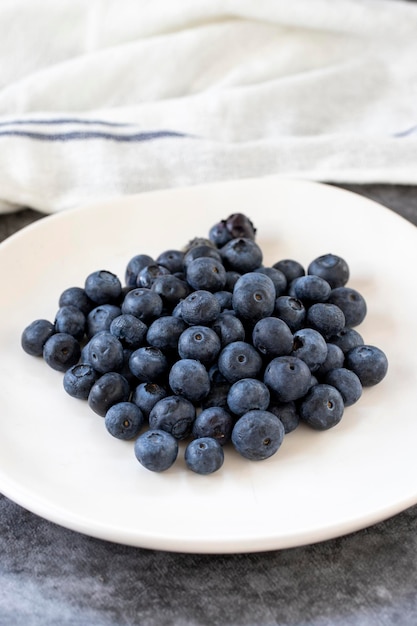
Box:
left=1, top=183, right=417, bottom=626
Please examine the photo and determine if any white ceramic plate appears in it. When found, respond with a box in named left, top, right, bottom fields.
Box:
left=1, top=177, right=416, bottom=554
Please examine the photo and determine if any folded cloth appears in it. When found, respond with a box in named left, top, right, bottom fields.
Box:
left=0, top=0, right=416, bottom=213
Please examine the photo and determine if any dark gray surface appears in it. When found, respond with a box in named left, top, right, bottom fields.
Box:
left=1, top=183, right=416, bottom=626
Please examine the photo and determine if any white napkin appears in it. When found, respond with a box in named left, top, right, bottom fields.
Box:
left=0, top=0, right=416, bottom=214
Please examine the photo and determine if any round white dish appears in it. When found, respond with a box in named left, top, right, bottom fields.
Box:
left=0, top=177, right=416, bottom=553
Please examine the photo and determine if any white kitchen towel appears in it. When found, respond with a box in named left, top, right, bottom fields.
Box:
left=0, top=0, right=416, bottom=214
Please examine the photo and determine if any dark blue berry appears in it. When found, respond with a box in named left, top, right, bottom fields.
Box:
left=227, top=378, right=270, bottom=416
left=184, top=438, right=224, bottom=475
left=232, top=410, right=285, bottom=461
left=315, top=343, right=345, bottom=378
left=186, top=257, right=227, bottom=292
left=149, top=395, right=196, bottom=440
left=84, top=270, right=122, bottom=304
left=308, top=253, right=350, bottom=289
left=21, top=319, right=55, bottom=356
left=289, top=275, right=331, bottom=304
left=220, top=238, right=263, bottom=273
left=168, top=359, right=210, bottom=403
left=345, top=345, right=388, bottom=387
left=218, top=341, right=263, bottom=384
left=191, top=407, right=233, bottom=445
left=54, top=305, right=86, bottom=341
left=274, top=296, right=306, bottom=332
left=254, top=266, right=287, bottom=296
left=306, top=303, right=345, bottom=339
left=211, top=311, right=245, bottom=347
left=134, top=429, right=178, bottom=472
left=146, top=316, right=187, bottom=353
left=43, top=333, right=81, bottom=372
left=84, top=331, right=124, bottom=374
left=252, top=317, right=293, bottom=358
left=137, top=263, right=171, bottom=289
left=151, top=274, right=190, bottom=307
left=329, top=328, right=364, bottom=353
left=232, top=272, right=276, bottom=322
left=156, top=249, right=185, bottom=274
left=268, top=401, right=299, bottom=434
left=327, top=287, right=367, bottom=327
left=178, top=325, right=221, bottom=365
left=58, top=286, right=94, bottom=315
left=180, top=290, right=221, bottom=325
left=129, top=346, right=168, bottom=382
left=272, top=259, right=305, bottom=283
left=291, top=328, right=328, bottom=371
left=264, top=356, right=311, bottom=402
left=324, top=367, right=362, bottom=406
left=125, top=254, right=154, bottom=287
left=105, top=402, right=144, bottom=440
left=63, top=363, right=99, bottom=399
left=121, top=288, right=163, bottom=323
left=87, top=304, right=121, bottom=338
left=88, top=372, right=130, bottom=416
left=132, top=382, right=167, bottom=417
left=299, top=384, right=344, bottom=430
left=109, top=314, right=147, bottom=350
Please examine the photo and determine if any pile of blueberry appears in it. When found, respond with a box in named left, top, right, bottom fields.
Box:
left=21, top=213, right=388, bottom=475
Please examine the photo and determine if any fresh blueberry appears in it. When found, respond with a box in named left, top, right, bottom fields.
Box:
left=201, top=380, right=231, bottom=410
left=86, top=304, right=122, bottom=338
left=21, top=319, right=55, bottom=356
left=88, top=372, right=130, bottom=416
left=272, top=259, right=305, bottom=283
left=132, top=381, right=167, bottom=417
left=211, top=311, right=246, bottom=347
left=224, top=271, right=241, bottom=291
left=58, top=286, right=94, bottom=315
left=191, top=406, right=233, bottom=445
left=186, top=257, right=227, bottom=292
left=220, top=238, right=263, bottom=273
left=178, top=325, right=221, bottom=365
left=254, top=266, right=287, bottom=296
left=184, top=438, right=225, bottom=475
left=289, top=275, right=331, bottom=304
left=291, top=328, right=328, bottom=371
left=324, top=367, right=363, bottom=406
left=224, top=213, right=257, bottom=240
left=84, top=270, right=122, bottom=304
left=168, top=359, right=211, bottom=403
left=129, top=346, right=168, bottom=382
left=43, top=333, right=81, bottom=372
left=231, top=410, right=285, bottom=461
left=345, top=345, right=388, bottom=387
left=218, top=341, right=263, bottom=384
left=180, top=290, right=221, bottom=325
left=267, top=401, right=300, bottom=434
left=121, top=288, right=163, bottom=323
left=137, top=263, right=171, bottom=289
left=183, top=244, right=222, bottom=269
left=63, top=363, right=99, bottom=399
left=308, top=254, right=350, bottom=289
left=209, top=221, right=233, bottom=247
left=306, top=303, right=346, bottom=339
left=104, top=401, right=144, bottom=440
left=149, top=395, right=196, bottom=440
left=252, top=317, right=293, bottom=358
left=263, top=355, right=312, bottom=402
left=327, top=287, right=367, bottom=327
left=151, top=274, right=190, bottom=307
left=227, top=378, right=270, bottom=416
left=299, top=384, right=344, bottom=430
left=329, top=328, right=364, bottom=353
left=125, top=254, right=154, bottom=287
left=146, top=316, right=187, bottom=353
left=315, top=343, right=345, bottom=378
left=109, top=314, right=148, bottom=350
left=274, top=296, right=306, bottom=332
left=54, top=305, right=86, bottom=341
left=83, top=331, right=124, bottom=374
left=134, top=429, right=178, bottom=472
left=232, top=272, right=276, bottom=323
left=156, top=249, right=185, bottom=274
left=213, top=290, right=233, bottom=311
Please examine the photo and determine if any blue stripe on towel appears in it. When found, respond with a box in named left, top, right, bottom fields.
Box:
left=0, top=129, right=189, bottom=142
left=0, top=118, right=133, bottom=127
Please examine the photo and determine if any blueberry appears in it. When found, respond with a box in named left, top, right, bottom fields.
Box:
left=87, top=304, right=122, bottom=338
left=43, top=333, right=81, bottom=372
left=231, top=410, right=285, bottom=461
left=134, top=429, right=178, bottom=472
left=129, top=346, right=168, bottom=382
left=121, top=288, right=163, bottom=323
left=220, top=238, right=263, bottom=273
left=169, top=359, right=211, bottom=403
left=83, top=331, right=124, bottom=374
left=183, top=245, right=222, bottom=269
left=58, top=286, right=94, bottom=315
left=191, top=407, right=233, bottom=445
left=156, top=249, right=185, bottom=274
left=84, top=270, right=122, bottom=304
left=178, top=325, right=221, bottom=365
left=324, top=367, right=363, bottom=406
left=329, top=328, right=364, bottom=353
left=21, top=319, right=55, bottom=356
left=263, top=356, right=312, bottom=402
left=268, top=401, right=300, bottom=434
left=224, top=271, right=241, bottom=291
left=88, top=372, right=130, bottom=416
left=146, top=316, right=187, bottom=353
left=252, top=317, right=293, bottom=358
left=54, top=305, right=86, bottom=341
left=137, top=263, right=171, bottom=289
left=232, top=272, right=276, bottom=323
left=149, top=395, right=196, bottom=440
left=209, top=221, right=233, bottom=247
left=308, top=254, right=350, bottom=289
left=299, top=384, right=344, bottom=430
left=213, top=290, right=233, bottom=311
left=327, top=287, right=367, bottom=327
left=289, top=275, right=331, bottom=304
left=227, top=378, right=270, bottom=416
left=109, top=314, right=148, bottom=350
left=306, top=303, right=346, bottom=339
left=184, top=438, right=225, bottom=475
left=180, top=290, right=221, bottom=325
left=272, top=259, right=305, bottom=283
left=254, top=266, right=287, bottom=296
left=345, top=345, right=388, bottom=387
left=274, top=296, right=306, bottom=332
left=186, top=257, right=227, bottom=292
left=132, top=382, right=167, bottom=417
left=291, top=328, right=328, bottom=371
left=201, top=380, right=231, bottom=410
left=63, top=363, right=99, bottom=399
left=104, top=402, right=144, bottom=440
left=315, top=343, right=345, bottom=378
left=125, top=254, right=154, bottom=287
left=211, top=311, right=246, bottom=347
left=224, top=213, right=257, bottom=240
left=151, top=274, right=190, bottom=307
left=218, top=341, right=263, bottom=384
